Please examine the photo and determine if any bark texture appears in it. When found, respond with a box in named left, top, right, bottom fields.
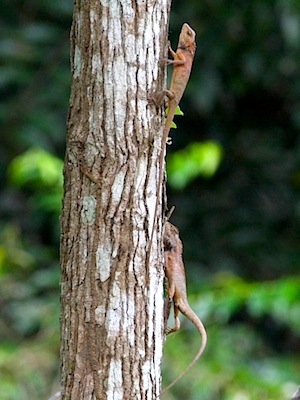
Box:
left=60, top=0, right=170, bottom=399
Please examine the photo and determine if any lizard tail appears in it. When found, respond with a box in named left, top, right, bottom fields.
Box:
left=161, top=317, right=207, bottom=395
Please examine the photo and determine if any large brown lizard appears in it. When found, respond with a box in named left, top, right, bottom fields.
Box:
left=162, top=221, right=207, bottom=394
left=149, top=23, right=196, bottom=248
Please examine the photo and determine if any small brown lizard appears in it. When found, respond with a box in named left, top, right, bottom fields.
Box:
left=149, top=23, right=196, bottom=247
left=162, top=221, right=207, bottom=394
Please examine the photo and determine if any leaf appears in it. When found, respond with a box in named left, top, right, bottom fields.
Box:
left=168, top=140, right=223, bottom=189
left=165, top=105, right=184, bottom=116
left=165, top=105, right=184, bottom=129
left=8, top=147, right=63, bottom=190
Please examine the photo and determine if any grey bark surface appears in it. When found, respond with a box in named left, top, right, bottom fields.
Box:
left=60, top=0, right=170, bottom=399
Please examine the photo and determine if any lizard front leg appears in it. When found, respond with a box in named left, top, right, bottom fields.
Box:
left=166, top=43, right=186, bottom=66
left=168, top=42, right=177, bottom=59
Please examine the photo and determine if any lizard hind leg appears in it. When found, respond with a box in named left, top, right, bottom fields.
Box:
left=166, top=303, right=181, bottom=335
left=149, top=89, right=175, bottom=108
left=164, top=296, right=172, bottom=331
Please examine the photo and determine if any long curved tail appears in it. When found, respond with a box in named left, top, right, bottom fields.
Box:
left=161, top=317, right=207, bottom=395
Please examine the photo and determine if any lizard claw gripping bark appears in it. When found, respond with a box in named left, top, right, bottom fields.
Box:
left=149, top=23, right=196, bottom=249
left=162, top=222, right=207, bottom=394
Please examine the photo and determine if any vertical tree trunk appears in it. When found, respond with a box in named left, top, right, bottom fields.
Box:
left=60, top=1, right=170, bottom=399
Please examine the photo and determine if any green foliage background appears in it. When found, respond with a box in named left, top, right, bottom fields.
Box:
left=0, top=1, right=299, bottom=399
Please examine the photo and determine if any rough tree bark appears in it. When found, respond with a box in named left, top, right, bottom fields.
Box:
left=60, top=0, right=170, bottom=399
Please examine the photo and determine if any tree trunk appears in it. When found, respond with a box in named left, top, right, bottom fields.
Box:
left=60, top=1, right=170, bottom=399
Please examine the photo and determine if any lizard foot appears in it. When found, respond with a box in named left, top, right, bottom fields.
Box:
left=148, top=90, right=174, bottom=107
left=165, top=326, right=178, bottom=335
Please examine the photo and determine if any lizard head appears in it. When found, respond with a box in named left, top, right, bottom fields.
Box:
left=178, top=23, right=196, bottom=54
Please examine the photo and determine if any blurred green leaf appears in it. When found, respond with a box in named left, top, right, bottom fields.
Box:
left=8, top=148, right=63, bottom=190
left=0, top=224, right=35, bottom=275
left=168, top=141, right=223, bottom=189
